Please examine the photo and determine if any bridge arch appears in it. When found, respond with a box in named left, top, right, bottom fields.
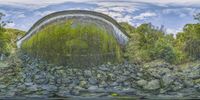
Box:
left=17, top=10, right=130, bottom=48
left=17, top=10, right=130, bottom=67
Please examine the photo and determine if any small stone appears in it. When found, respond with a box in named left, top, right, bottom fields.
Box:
left=28, top=85, right=38, bottom=91
left=0, top=62, right=8, bottom=68
left=57, top=90, right=70, bottom=97
left=144, top=79, right=160, bottom=90
left=69, top=86, right=83, bottom=95
left=184, top=79, right=194, bottom=87
left=34, top=73, right=49, bottom=85
left=97, top=74, right=101, bottom=78
left=62, top=78, right=72, bottom=84
left=41, top=85, right=57, bottom=92
left=84, top=70, right=92, bottom=77
left=123, top=82, right=130, bottom=87
left=99, top=65, right=109, bottom=71
left=160, top=89, right=168, bottom=94
left=137, top=79, right=147, bottom=87
left=88, top=78, right=98, bottom=85
left=70, top=89, right=80, bottom=96
left=172, top=81, right=183, bottom=91
left=0, top=85, right=7, bottom=89
left=162, top=74, right=174, bottom=86
left=6, top=91, right=16, bottom=96
left=123, top=71, right=131, bottom=76
left=98, top=81, right=108, bottom=88
left=113, top=86, right=123, bottom=91
left=72, top=79, right=80, bottom=85
left=79, top=80, right=87, bottom=88
left=116, top=76, right=127, bottom=83
left=24, top=82, right=34, bottom=86
left=111, top=82, right=118, bottom=87
left=88, top=86, right=98, bottom=90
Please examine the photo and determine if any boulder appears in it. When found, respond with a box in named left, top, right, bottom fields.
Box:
left=144, top=79, right=160, bottom=90
left=137, top=79, right=147, bottom=87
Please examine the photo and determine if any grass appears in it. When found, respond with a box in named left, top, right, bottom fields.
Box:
left=22, top=19, right=123, bottom=67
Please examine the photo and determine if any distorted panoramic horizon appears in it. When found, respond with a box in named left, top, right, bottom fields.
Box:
left=1, top=1, right=200, bottom=99
left=1, top=0, right=200, bottom=35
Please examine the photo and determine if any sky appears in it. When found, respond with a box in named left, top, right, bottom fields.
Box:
left=0, top=0, right=200, bottom=35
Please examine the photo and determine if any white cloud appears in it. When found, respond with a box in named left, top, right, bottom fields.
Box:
left=108, top=7, right=137, bottom=13
left=94, top=9, right=134, bottom=25
left=1, top=0, right=200, bottom=12
left=0, top=0, right=92, bottom=9
left=0, top=0, right=89, bottom=5
left=1, top=0, right=200, bottom=7
left=34, top=11, right=55, bottom=17
left=133, top=12, right=157, bottom=20
left=17, top=14, right=26, bottom=18
left=107, top=12, right=123, bottom=18
left=1, top=0, right=199, bottom=34
left=94, top=8, right=123, bottom=17
left=166, top=28, right=182, bottom=35
left=67, top=7, right=90, bottom=10
left=179, top=13, right=186, bottom=17
left=116, top=15, right=132, bottom=22
left=93, top=5, right=136, bottom=25
left=150, top=0, right=200, bottom=6
left=6, top=22, right=15, bottom=28
left=94, top=1, right=142, bottom=13
left=162, top=8, right=199, bottom=18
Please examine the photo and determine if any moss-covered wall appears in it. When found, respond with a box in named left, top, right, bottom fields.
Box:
left=22, top=19, right=123, bottom=67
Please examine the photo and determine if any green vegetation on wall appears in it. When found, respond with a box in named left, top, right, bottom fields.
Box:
left=22, top=19, right=122, bottom=67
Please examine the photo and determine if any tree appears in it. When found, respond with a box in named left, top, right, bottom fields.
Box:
left=0, top=12, right=22, bottom=57
left=184, top=39, right=200, bottom=60
left=0, top=12, right=8, bottom=55
left=121, top=22, right=180, bottom=64
left=194, top=13, right=200, bottom=23
left=175, top=13, right=200, bottom=61
left=0, top=13, right=6, bottom=31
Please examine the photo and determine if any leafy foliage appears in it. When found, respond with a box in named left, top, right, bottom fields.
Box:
left=0, top=12, right=25, bottom=56
left=120, top=17, right=200, bottom=64
left=121, top=23, right=181, bottom=64
left=176, top=23, right=200, bottom=60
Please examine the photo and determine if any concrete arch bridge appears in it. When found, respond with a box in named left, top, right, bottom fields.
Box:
left=17, top=10, right=130, bottom=67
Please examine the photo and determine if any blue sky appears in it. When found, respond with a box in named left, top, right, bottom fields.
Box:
left=0, top=0, right=200, bottom=35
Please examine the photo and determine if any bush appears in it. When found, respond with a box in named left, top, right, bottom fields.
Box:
left=150, top=38, right=177, bottom=64
left=184, top=39, right=200, bottom=60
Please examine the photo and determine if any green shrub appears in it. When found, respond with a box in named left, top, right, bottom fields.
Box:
left=184, top=39, right=200, bottom=60
left=151, top=39, right=177, bottom=64
left=120, top=23, right=184, bottom=64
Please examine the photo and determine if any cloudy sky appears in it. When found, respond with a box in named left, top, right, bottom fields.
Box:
left=0, top=0, right=200, bottom=35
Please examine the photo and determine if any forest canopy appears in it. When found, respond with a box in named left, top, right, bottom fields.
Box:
left=121, top=13, right=200, bottom=64
left=0, top=12, right=25, bottom=56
